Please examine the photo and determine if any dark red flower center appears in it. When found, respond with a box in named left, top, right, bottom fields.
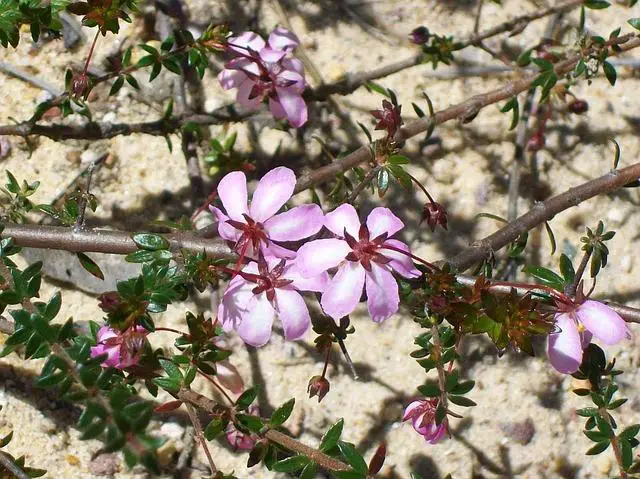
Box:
left=343, top=225, right=391, bottom=272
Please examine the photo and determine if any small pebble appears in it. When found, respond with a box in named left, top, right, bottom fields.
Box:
left=500, top=417, right=535, bottom=445
left=89, top=453, right=120, bottom=476
left=0, top=137, right=11, bottom=159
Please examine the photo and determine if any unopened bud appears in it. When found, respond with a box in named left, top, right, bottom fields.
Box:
left=308, top=375, right=330, bottom=402
left=409, top=26, right=430, bottom=45
left=568, top=99, right=589, bottom=115
left=421, top=202, right=448, bottom=232
left=98, top=291, right=122, bottom=313
left=71, top=72, right=90, bottom=99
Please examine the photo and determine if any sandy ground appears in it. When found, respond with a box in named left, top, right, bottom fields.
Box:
left=2, top=0, right=640, bottom=477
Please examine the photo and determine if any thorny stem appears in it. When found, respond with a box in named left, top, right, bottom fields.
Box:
left=177, top=388, right=351, bottom=473
left=565, top=249, right=592, bottom=297
left=184, top=400, right=218, bottom=475
left=0, top=452, right=31, bottom=479
left=430, top=324, right=451, bottom=437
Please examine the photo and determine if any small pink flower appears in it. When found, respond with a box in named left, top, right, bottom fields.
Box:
left=548, top=300, right=631, bottom=374
left=226, top=405, right=260, bottom=450
left=209, top=167, right=324, bottom=260
left=402, top=398, right=447, bottom=444
left=218, top=27, right=308, bottom=127
left=90, top=326, right=149, bottom=369
left=296, top=205, right=421, bottom=323
left=217, top=254, right=328, bottom=347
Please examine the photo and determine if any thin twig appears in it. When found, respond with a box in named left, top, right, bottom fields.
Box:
left=184, top=401, right=217, bottom=475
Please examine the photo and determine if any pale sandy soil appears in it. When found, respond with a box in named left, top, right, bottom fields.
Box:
left=1, top=1, right=640, bottom=478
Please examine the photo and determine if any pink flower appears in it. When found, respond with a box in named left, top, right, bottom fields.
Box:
left=209, top=167, right=324, bottom=259
left=226, top=405, right=260, bottom=450
left=217, top=254, right=328, bottom=347
left=296, top=205, right=421, bottom=323
left=218, top=27, right=308, bottom=127
left=90, top=326, right=149, bottom=369
left=402, top=398, right=447, bottom=444
left=548, top=300, right=631, bottom=374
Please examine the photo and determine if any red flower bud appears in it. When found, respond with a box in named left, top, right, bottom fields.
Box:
left=568, top=99, right=588, bottom=115
left=98, top=291, right=122, bottom=313
left=307, top=375, right=330, bottom=402
left=527, top=132, right=545, bottom=152
left=371, top=100, right=403, bottom=138
left=409, top=26, right=430, bottom=45
left=71, top=72, right=90, bottom=99
left=421, top=202, right=448, bottom=231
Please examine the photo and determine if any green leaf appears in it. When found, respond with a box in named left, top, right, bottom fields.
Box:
left=417, top=382, right=440, bottom=397
left=132, top=233, right=169, bottom=251
left=77, top=253, right=104, bottom=280
left=270, top=398, right=295, bottom=427
left=236, top=387, right=258, bottom=411
left=603, top=61, right=616, bottom=86
left=152, top=377, right=180, bottom=393
left=320, top=418, right=344, bottom=452
left=377, top=169, right=389, bottom=198
left=629, top=18, right=640, bottom=31
left=448, top=395, right=476, bottom=407
left=544, top=222, right=556, bottom=255
left=365, top=81, right=391, bottom=98
left=204, top=417, right=227, bottom=440
left=584, top=0, right=610, bottom=8
left=80, top=420, right=106, bottom=440
left=109, top=76, right=125, bottom=96
left=500, top=97, right=519, bottom=130
left=271, top=456, right=310, bottom=473
left=388, top=155, right=410, bottom=165
left=559, top=254, right=575, bottom=284
left=299, top=462, right=318, bottom=479
left=0, top=431, right=13, bottom=447
left=236, top=414, right=264, bottom=433
left=450, top=380, right=475, bottom=395
left=521, top=265, right=564, bottom=289
left=586, top=440, right=610, bottom=455
left=159, top=359, right=183, bottom=380
left=337, top=441, right=367, bottom=474
left=619, top=425, right=640, bottom=441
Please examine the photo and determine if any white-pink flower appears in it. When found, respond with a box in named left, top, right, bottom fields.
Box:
left=90, top=326, right=148, bottom=369
left=217, top=255, right=328, bottom=347
left=218, top=27, right=308, bottom=127
left=209, top=167, right=324, bottom=260
left=548, top=300, right=631, bottom=374
left=296, top=204, right=421, bottom=323
left=402, top=398, right=447, bottom=444
left=226, top=405, right=260, bottom=450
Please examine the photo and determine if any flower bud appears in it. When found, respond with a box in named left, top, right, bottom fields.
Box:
left=409, top=26, right=430, bottom=45
left=71, top=72, right=89, bottom=99
left=98, top=291, right=122, bottom=313
left=568, top=99, right=588, bottom=115
left=421, top=202, right=448, bottom=232
left=307, top=375, right=330, bottom=402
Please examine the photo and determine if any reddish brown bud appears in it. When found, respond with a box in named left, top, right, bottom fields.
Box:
left=409, top=26, right=430, bottom=45
left=527, top=132, right=545, bottom=152
left=307, top=375, right=330, bottom=402
left=568, top=99, right=589, bottom=115
left=98, top=291, right=122, bottom=312
left=71, top=72, right=90, bottom=99
left=421, top=202, right=448, bottom=231
left=371, top=99, right=403, bottom=138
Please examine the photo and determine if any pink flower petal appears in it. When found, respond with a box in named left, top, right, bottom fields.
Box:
left=268, top=97, right=287, bottom=120
left=402, top=400, right=424, bottom=421
left=249, top=166, right=296, bottom=222
left=282, top=57, right=305, bottom=77
left=283, top=261, right=329, bottom=292
left=366, top=207, right=404, bottom=239
left=217, top=171, right=248, bottom=221
left=381, top=239, right=421, bottom=278
left=268, top=27, right=299, bottom=52
left=96, top=326, right=117, bottom=342
left=296, top=239, right=351, bottom=278
left=260, top=47, right=286, bottom=63
left=236, top=78, right=263, bottom=110
left=227, top=32, right=266, bottom=55
left=263, top=204, right=324, bottom=241
left=365, top=263, right=400, bottom=323
left=209, top=206, right=241, bottom=242
left=225, top=57, right=261, bottom=77
left=274, top=289, right=311, bottom=341
left=237, top=294, right=275, bottom=347
left=217, top=275, right=255, bottom=332
left=218, top=69, right=248, bottom=90
left=324, top=204, right=361, bottom=238
left=548, top=313, right=583, bottom=374
left=277, top=69, right=305, bottom=92
left=321, top=262, right=366, bottom=320
left=576, top=300, right=631, bottom=345
left=260, top=242, right=297, bottom=259
left=275, top=86, right=307, bottom=127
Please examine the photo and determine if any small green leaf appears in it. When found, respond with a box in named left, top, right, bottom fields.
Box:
left=448, top=395, right=476, bottom=407
left=236, top=387, right=258, bottom=411
left=586, top=440, right=610, bottom=455
left=544, top=222, right=556, bottom=255
left=417, top=382, right=440, bottom=397
left=584, top=0, right=610, bottom=8
left=204, top=417, right=227, bottom=440
left=270, top=398, right=295, bottom=426
left=629, top=18, right=640, bottom=31
left=337, top=441, right=367, bottom=474
left=271, top=456, right=310, bottom=473
left=77, top=253, right=104, bottom=280
left=109, top=76, right=125, bottom=96
left=521, top=265, right=564, bottom=289
left=619, top=425, right=640, bottom=441
left=603, top=61, right=616, bottom=86
left=236, top=414, right=264, bottom=432
left=559, top=254, right=575, bottom=284
left=320, top=418, right=344, bottom=452
left=132, top=233, right=169, bottom=251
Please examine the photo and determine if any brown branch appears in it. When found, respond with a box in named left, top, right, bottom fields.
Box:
left=294, top=33, right=640, bottom=194
left=0, top=223, right=234, bottom=258
left=447, top=161, right=640, bottom=272
left=0, top=105, right=253, bottom=141
left=184, top=401, right=217, bottom=475
left=177, top=389, right=351, bottom=473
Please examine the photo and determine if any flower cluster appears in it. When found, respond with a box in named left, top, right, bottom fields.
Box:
left=218, top=27, right=308, bottom=127
left=211, top=167, right=421, bottom=346
left=90, top=325, right=149, bottom=369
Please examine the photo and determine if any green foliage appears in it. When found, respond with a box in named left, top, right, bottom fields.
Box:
left=0, top=0, right=70, bottom=47
left=0, top=406, right=46, bottom=476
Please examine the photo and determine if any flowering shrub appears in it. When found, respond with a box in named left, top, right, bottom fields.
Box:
left=1, top=2, right=640, bottom=479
